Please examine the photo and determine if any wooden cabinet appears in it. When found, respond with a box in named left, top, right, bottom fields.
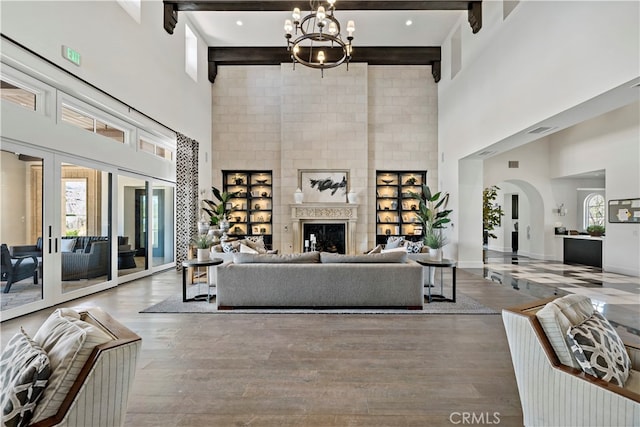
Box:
left=223, top=170, right=273, bottom=249
left=375, top=171, right=427, bottom=246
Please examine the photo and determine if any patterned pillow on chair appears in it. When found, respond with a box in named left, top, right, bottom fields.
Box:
left=385, top=236, right=405, bottom=249
left=566, top=312, right=631, bottom=386
left=0, top=328, right=50, bottom=427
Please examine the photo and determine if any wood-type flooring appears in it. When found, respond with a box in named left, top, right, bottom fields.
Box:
left=2, top=253, right=638, bottom=427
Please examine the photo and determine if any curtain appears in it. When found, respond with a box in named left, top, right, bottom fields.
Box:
left=175, top=133, right=199, bottom=270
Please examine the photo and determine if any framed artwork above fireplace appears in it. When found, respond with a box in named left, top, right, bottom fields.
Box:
left=299, top=169, right=349, bottom=203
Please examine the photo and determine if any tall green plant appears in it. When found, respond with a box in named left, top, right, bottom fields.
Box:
left=202, top=186, right=238, bottom=226
left=410, top=184, right=452, bottom=248
left=483, top=185, right=505, bottom=240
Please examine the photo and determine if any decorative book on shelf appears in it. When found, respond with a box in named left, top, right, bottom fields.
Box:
left=222, top=170, right=273, bottom=249
left=375, top=170, right=427, bottom=245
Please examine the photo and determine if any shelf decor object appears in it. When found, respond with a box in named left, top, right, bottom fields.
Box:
left=375, top=170, right=427, bottom=246
left=223, top=170, right=273, bottom=249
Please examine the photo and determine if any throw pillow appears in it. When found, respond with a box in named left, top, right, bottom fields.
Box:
left=0, top=328, right=51, bottom=427
left=566, top=312, right=631, bottom=387
left=221, top=242, right=238, bottom=253
left=31, top=309, right=112, bottom=422
left=367, top=245, right=383, bottom=254
left=60, top=238, right=76, bottom=253
left=536, top=294, right=595, bottom=368
left=405, top=240, right=424, bottom=253
left=385, top=236, right=405, bottom=249
left=244, top=235, right=267, bottom=253
left=239, top=243, right=258, bottom=254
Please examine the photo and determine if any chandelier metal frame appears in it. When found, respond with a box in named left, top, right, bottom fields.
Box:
left=284, top=0, right=354, bottom=77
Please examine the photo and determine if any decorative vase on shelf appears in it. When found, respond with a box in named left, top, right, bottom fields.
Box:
left=219, top=219, right=230, bottom=241
left=196, top=248, right=209, bottom=261
left=294, top=188, right=304, bottom=204
left=347, top=190, right=358, bottom=204
left=208, top=226, right=221, bottom=244
left=197, top=221, right=209, bottom=235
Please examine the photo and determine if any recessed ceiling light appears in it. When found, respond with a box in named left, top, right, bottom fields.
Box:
left=236, top=20, right=243, bottom=26
left=405, top=19, right=413, bottom=26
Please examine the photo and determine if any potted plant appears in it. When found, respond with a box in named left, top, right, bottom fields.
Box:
left=586, top=224, right=605, bottom=237
left=202, top=186, right=238, bottom=240
left=191, top=234, right=213, bottom=261
left=410, top=184, right=453, bottom=260
left=483, top=185, right=505, bottom=245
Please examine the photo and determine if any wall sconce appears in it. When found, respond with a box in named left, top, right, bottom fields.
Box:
left=553, top=203, right=567, bottom=216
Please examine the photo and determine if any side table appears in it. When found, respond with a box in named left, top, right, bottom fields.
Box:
left=182, top=258, right=223, bottom=302
left=415, top=258, right=456, bottom=303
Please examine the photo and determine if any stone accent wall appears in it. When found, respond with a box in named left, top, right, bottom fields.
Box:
left=211, top=64, right=438, bottom=253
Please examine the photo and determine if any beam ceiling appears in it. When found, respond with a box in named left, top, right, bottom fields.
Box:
left=163, top=0, right=481, bottom=84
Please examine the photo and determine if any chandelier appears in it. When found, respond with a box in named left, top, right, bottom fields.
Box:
left=284, top=0, right=355, bottom=77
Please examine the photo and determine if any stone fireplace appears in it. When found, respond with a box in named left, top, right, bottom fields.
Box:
left=291, top=204, right=358, bottom=254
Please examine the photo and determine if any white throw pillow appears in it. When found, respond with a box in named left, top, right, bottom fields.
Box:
left=60, top=238, right=76, bottom=253
left=31, top=309, right=112, bottom=422
left=239, top=243, right=258, bottom=254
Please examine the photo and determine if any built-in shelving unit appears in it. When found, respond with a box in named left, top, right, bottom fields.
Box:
left=375, top=170, right=427, bottom=245
left=223, top=170, right=273, bottom=248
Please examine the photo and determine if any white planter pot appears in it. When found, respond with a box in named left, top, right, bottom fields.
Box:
left=196, top=248, right=209, bottom=261
left=428, top=247, right=442, bottom=261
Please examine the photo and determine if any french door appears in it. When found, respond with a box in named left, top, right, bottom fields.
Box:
left=1, top=141, right=116, bottom=320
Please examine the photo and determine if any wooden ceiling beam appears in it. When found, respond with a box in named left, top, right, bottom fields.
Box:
left=164, top=0, right=482, bottom=33
left=208, top=46, right=441, bottom=83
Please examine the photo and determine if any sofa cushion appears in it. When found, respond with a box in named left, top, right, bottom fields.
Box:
left=320, top=251, right=407, bottom=263
left=0, top=328, right=51, bottom=427
left=31, top=308, right=112, bottom=422
left=566, top=311, right=631, bottom=387
left=233, top=252, right=320, bottom=264
left=536, top=294, right=595, bottom=369
left=60, top=238, right=76, bottom=253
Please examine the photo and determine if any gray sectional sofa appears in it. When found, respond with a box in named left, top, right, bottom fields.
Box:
left=216, top=251, right=424, bottom=309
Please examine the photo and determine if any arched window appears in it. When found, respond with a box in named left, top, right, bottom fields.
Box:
left=584, top=193, right=605, bottom=229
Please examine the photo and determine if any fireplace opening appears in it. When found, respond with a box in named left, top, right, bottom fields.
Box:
left=303, top=223, right=346, bottom=254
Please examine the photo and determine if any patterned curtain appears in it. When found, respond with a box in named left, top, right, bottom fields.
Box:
left=175, top=133, right=199, bottom=271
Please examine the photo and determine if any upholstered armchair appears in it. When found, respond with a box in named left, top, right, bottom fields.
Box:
left=61, top=241, right=110, bottom=281
left=1, top=243, right=38, bottom=293
left=1, top=307, right=141, bottom=426
left=9, top=237, right=43, bottom=258
left=502, top=296, right=640, bottom=426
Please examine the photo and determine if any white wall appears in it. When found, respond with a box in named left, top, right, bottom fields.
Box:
left=483, top=102, right=639, bottom=274
left=439, top=0, right=640, bottom=268
left=211, top=64, right=438, bottom=253
left=1, top=0, right=212, bottom=184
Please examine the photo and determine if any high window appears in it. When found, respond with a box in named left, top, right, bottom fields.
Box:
left=185, top=24, right=198, bottom=82
left=584, top=193, right=605, bottom=229
left=61, top=103, right=126, bottom=143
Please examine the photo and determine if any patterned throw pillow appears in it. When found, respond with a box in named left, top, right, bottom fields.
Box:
left=405, top=240, right=424, bottom=253
left=244, top=236, right=267, bottom=253
left=221, top=242, right=238, bottom=253
left=385, top=236, right=405, bottom=249
left=566, top=312, right=631, bottom=386
left=0, top=328, right=51, bottom=427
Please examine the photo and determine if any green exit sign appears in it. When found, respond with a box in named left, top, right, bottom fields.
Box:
left=61, top=45, right=81, bottom=66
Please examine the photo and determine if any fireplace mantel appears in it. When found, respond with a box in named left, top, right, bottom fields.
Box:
left=291, top=204, right=358, bottom=253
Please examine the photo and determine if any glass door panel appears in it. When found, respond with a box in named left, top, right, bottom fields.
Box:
left=0, top=149, right=44, bottom=310
left=60, top=162, right=112, bottom=293
left=118, top=175, right=148, bottom=277
left=152, top=183, right=174, bottom=268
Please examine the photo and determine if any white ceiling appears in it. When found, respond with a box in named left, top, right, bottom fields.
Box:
left=185, top=10, right=465, bottom=47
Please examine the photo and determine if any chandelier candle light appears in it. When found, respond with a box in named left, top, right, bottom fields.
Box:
left=284, top=0, right=355, bottom=77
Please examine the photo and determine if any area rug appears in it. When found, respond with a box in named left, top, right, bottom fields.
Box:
left=140, top=289, right=499, bottom=315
